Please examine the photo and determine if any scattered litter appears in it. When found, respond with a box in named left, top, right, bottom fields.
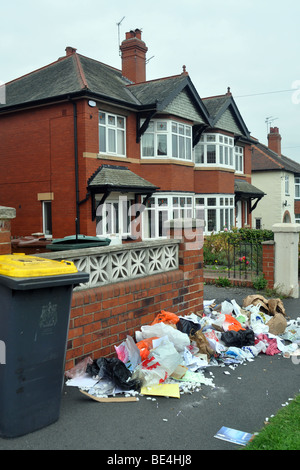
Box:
left=214, top=426, right=254, bottom=446
left=79, top=390, right=138, bottom=403
left=141, top=384, right=180, bottom=399
left=65, top=294, right=299, bottom=407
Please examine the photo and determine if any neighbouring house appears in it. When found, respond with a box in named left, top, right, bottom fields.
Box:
left=0, top=29, right=263, bottom=243
left=251, top=126, right=300, bottom=229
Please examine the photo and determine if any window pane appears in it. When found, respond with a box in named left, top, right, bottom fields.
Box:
left=117, top=129, right=125, bottom=155
left=108, top=115, right=115, bottom=126
left=172, top=134, right=178, bottom=158
left=220, top=146, right=223, bottom=164
left=157, top=121, right=167, bottom=131
left=179, top=135, right=185, bottom=158
left=186, top=138, right=191, bottom=160
left=207, top=135, right=216, bottom=142
left=185, top=126, right=191, bottom=137
left=99, top=126, right=106, bottom=152
left=195, top=197, right=204, bottom=205
left=158, top=210, right=168, bottom=237
left=43, top=202, right=52, bottom=236
left=220, top=208, right=224, bottom=230
left=142, top=133, right=154, bottom=156
left=225, top=147, right=228, bottom=164
left=208, top=209, right=216, bottom=231
left=207, top=145, right=216, bottom=163
left=195, top=144, right=204, bottom=163
left=117, top=117, right=125, bottom=129
left=157, top=134, right=167, bottom=155
left=99, top=112, right=106, bottom=124
left=108, top=128, right=116, bottom=152
left=207, top=198, right=216, bottom=206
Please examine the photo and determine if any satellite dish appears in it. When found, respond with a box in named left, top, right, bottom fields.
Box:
left=88, top=100, right=97, bottom=108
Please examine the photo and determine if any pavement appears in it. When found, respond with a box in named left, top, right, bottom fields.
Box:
left=0, top=285, right=299, bottom=453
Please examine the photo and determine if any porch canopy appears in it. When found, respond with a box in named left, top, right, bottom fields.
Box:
left=234, top=178, right=265, bottom=213
left=87, top=164, right=159, bottom=220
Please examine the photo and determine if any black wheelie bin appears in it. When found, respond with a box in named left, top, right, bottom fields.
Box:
left=0, top=254, right=89, bottom=438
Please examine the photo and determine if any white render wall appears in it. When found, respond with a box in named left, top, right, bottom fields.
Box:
left=251, top=171, right=295, bottom=229
left=273, top=223, right=300, bottom=298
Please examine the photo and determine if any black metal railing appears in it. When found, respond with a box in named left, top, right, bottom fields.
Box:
left=227, top=240, right=263, bottom=280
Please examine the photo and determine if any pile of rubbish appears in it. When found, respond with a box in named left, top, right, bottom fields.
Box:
left=65, top=294, right=300, bottom=401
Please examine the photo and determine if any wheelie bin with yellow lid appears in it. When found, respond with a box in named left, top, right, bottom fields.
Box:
left=0, top=254, right=89, bottom=438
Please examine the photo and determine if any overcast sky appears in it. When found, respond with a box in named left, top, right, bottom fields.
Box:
left=1, top=0, right=300, bottom=162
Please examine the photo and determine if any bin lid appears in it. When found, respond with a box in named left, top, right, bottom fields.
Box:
left=0, top=254, right=78, bottom=278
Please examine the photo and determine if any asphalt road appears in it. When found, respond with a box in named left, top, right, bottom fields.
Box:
left=0, top=285, right=299, bottom=453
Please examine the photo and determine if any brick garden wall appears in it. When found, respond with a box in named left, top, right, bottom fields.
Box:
left=65, top=221, right=204, bottom=370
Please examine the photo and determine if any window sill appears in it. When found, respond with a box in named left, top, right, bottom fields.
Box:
left=141, top=158, right=194, bottom=166
left=97, top=153, right=126, bottom=160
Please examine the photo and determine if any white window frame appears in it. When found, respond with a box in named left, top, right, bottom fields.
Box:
left=194, top=194, right=235, bottom=234
left=295, top=177, right=300, bottom=199
left=285, top=175, right=290, bottom=195
left=140, top=119, right=192, bottom=161
left=96, top=196, right=133, bottom=238
left=142, top=193, right=193, bottom=239
left=42, top=201, right=52, bottom=238
left=194, top=133, right=235, bottom=169
left=234, top=146, right=244, bottom=174
left=99, top=111, right=126, bottom=157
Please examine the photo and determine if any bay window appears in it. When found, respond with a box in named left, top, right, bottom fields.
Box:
left=141, top=119, right=192, bottom=161
left=195, top=195, right=234, bottom=234
left=195, top=133, right=244, bottom=171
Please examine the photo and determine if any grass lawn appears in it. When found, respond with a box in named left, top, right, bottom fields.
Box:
left=245, top=394, right=300, bottom=450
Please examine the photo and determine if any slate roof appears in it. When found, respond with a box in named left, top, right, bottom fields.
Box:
left=0, top=51, right=208, bottom=124
left=234, top=178, right=265, bottom=198
left=88, top=165, right=158, bottom=193
left=252, top=142, right=300, bottom=175
left=0, top=53, right=140, bottom=110
left=202, top=92, right=252, bottom=139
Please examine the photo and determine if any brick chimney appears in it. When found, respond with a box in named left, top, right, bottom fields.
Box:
left=268, top=126, right=282, bottom=156
left=65, top=47, right=77, bottom=56
left=120, top=29, right=148, bottom=83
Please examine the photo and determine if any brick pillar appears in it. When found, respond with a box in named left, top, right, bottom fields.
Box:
left=272, top=223, right=300, bottom=298
left=166, top=218, right=204, bottom=315
left=0, top=206, right=16, bottom=255
left=262, top=240, right=275, bottom=289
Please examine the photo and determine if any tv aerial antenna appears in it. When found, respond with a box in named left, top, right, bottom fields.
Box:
left=265, top=116, right=278, bottom=133
left=117, top=16, right=125, bottom=56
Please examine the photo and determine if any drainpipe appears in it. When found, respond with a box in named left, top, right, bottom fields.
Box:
left=72, top=100, right=80, bottom=239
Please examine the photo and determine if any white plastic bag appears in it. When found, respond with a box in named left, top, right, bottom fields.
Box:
left=138, top=322, right=190, bottom=352
left=115, top=335, right=141, bottom=371
left=132, top=339, right=182, bottom=386
left=221, top=300, right=234, bottom=315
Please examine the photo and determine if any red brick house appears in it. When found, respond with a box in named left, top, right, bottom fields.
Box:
left=0, top=29, right=263, bottom=243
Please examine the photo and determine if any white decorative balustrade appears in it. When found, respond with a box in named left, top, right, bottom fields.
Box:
left=38, top=239, right=179, bottom=290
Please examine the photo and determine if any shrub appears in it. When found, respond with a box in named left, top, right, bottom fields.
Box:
left=252, top=274, right=268, bottom=290
left=215, top=276, right=232, bottom=287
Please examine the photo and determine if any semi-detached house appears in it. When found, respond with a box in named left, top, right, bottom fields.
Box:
left=0, top=29, right=264, bottom=243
